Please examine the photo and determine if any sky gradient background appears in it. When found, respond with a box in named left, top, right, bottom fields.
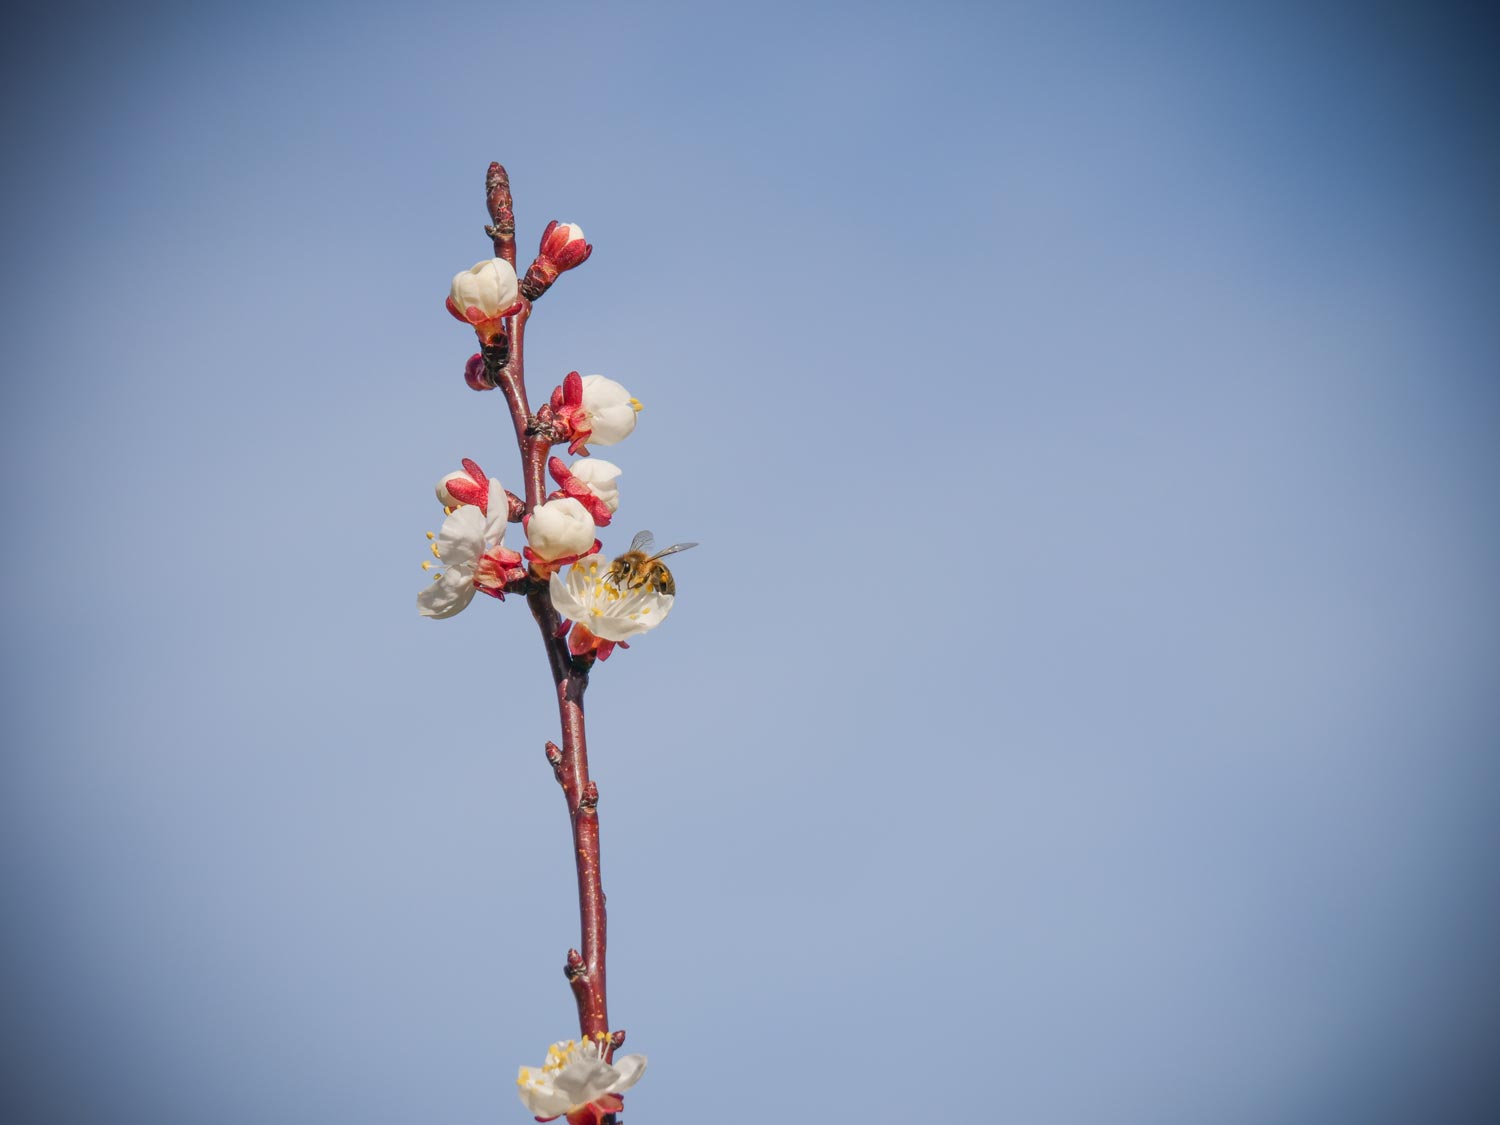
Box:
left=3, top=1, right=1499, bottom=1122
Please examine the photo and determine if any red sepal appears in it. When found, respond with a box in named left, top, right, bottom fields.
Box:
left=444, top=475, right=488, bottom=513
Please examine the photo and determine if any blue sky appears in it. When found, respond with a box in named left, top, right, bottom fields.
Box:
left=3, top=2, right=1498, bottom=1122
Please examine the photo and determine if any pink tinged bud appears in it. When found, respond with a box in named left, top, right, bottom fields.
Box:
left=546, top=456, right=617, bottom=524
left=525, top=498, right=597, bottom=561
left=539, top=220, right=592, bottom=270
left=448, top=258, right=521, bottom=343
left=464, top=353, right=494, bottom=391
left=568, top=458, right=622, bottom=513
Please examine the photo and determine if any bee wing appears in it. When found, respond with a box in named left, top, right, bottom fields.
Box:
left=629, top=530, right=656, bottom=554
left=649, top=542, right=699, bottom=560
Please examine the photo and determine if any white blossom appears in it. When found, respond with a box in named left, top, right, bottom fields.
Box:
left=417, top=481, right=511, bottom=619
left=551, top=555, right=673, bottom=643
left=515, top=1038, right=646, bottom=1121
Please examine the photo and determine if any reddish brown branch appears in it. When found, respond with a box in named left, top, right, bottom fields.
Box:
left=484, top=164, right=613, bottom=1059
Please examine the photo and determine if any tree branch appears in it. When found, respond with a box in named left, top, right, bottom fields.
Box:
left=484, top=163, right=614, bottom=1061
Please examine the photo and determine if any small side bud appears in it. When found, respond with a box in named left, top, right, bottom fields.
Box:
left=464, top=353, right=495, bottom=391
left=565, top=948, right=586, bottom=979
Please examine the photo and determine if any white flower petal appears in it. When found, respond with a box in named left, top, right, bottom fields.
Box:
left=588, top=592, right=673, bottom=642
left=606, top=1053, right=647, bottom=1095
left=527, top=498, right=597, bottom=560
left=551, top=1054, right=618, bottom=1107
left=579, top=374, right=630, bottom=406
left=550, top=569, right=589, bottom=620
left=417, top=570, right=477, bottom=618
left=483, top=479, right=510, bottom=544
left=451, top=258, right=519, bottom=315
left=515, top=1070, right=572, bottom=1118
left=434, top=504, right=485, bottom=568
left=585, top=403, right=637, bottom=446
left=569, top=458, right=621, bottom=512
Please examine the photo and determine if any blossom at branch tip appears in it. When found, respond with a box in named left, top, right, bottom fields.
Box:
left=446, top=258, right=522, bottom=344
left=417, top=476, right=524, bottom=618
left=548, top=456, right=620, bottom=526
left=516, top=1036, right=646, bottom=1125
left=551, top=553, right=673, bottom=660
left=524, top=497, right=599, bottom=573
left=549, top=372, right=641, bottom=455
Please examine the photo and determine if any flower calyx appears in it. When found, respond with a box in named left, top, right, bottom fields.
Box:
left=547, top=456, right=620, bottom=526
left=549, top=372, right=641, bottom=456
left=521, top=221, right=592, bottom=301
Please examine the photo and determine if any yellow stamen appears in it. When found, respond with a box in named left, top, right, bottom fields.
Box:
left=629, top=397, right=643, bottom=413
left=426, top=531, right=436, bottom=540
left=430, top=543, right=442, bottom=559
left=421, top=561, right=435, bottom=571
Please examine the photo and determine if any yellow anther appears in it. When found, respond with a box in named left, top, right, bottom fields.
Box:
left=430, top=543, right=442, bottom=559
left=629, top=397, right=643, bottom=413
left=425, top=531, right=435, bottom=540
left=444, top=505, right=456, bottom=515
left=421, top=560, right=435, bottom=571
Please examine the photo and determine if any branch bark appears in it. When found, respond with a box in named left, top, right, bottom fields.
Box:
left=485, top=164, right=614, bottom=1057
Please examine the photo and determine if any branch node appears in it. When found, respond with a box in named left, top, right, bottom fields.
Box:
left=580, top=781, right=599, bottom=810
left=481, top=338, right=510, bottom=372
left=564, top=948, right=586, bottom=980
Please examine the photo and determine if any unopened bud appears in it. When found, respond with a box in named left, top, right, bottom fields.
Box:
left=525, top=498, right=597, bottom=562
left=464, top=353, right=494, bottom=391
left=568, top=458, right=622, bottom=513
left=520, top=221, right=593, bottom=301
left=447, top=258, right=521, bottom=344
left=540, top=221, right=591, bottom=270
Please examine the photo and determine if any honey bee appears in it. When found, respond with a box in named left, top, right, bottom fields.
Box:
left=605, top=531, right=698, bottom=596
